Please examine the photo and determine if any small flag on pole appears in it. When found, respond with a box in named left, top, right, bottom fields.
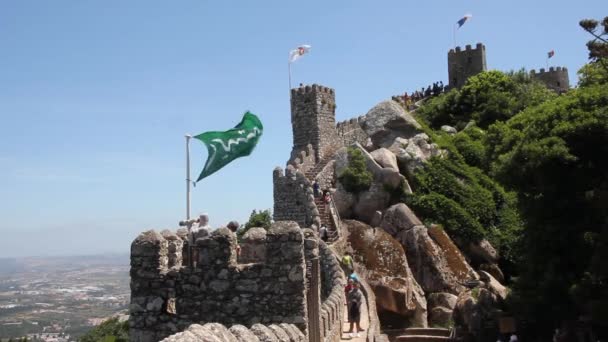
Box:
left=289, top=45, right=311, bottom=63
left=194, top=112, right=263, bottom=182
left=457, top=14, right=472, bottom=28
left=548, top=50, right=555, bottom=58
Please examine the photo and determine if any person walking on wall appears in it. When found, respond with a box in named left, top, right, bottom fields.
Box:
left=319, top=224, right=328, bottom=242
left=313, top=179, right=320, bottom=198
left=346, top=282, right=364, bottom=338
left=342, top=252, right=354, bottom=274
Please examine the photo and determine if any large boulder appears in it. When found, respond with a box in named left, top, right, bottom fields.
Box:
left=479, top=263, right=505, bottom=284
left=380, top=203, right=423, bottom=236
left=388, top=137, right=409, bottom=155
left=453, top=287, right=503, bottom=340
left=396, top=133, right=443, bottom=176
left=427, top=292, right=458, bottom=328
left=370, top=148, right=399, bottom=171
left=345, top=220, right=427, bottom=327
left=441, top=125, right=457, bottom=135
left=360, top=100, right=422, bottom=148
left=467, top=239, right=499, bottom=265
left=353, top=182, right=391, bottom=224
left=427, top=226, right=478, bottom=282
left=397, top=225, right=477, bottom=295
left=334, top=147, right=349, bottom=177
left=479, top=271, right=508, bottom=301
left=427, top=292, right=458, bottom=310
left=332, top=182, right=356, bottom=218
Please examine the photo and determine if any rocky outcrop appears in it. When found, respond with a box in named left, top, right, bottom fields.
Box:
left=353, top=182, right=392, bottom=223
left=440, top=125, right=457, bottom=134
left=379, top=206, right=477, bottom=296
left=360, top=100, right=422, bottom=148
left=395, top=133, right=443, bottom=176
left=478, top=271, right=508, bottom=301
left=344, top=219, right=427, bottom=327
left=335, top=145, right=410, bottom=223
left=371, top=148, right=399, bottom=171
left=453, top=287, right=503, bottom=341
left=427, top=226, right=478, bottom=283
left=467, top=239, right=499, bottom=265
left=380, top=203, right=423, bottom=236
left=332, top=182, right=356, bottom=218
left=397, top=225, right=478, bottom=295
left=427, top=293, right=458, bottom=328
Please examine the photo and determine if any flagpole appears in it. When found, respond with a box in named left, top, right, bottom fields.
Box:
left=185, top=134, right=192, bottom=220
left=288, top=61, right=293, bottom=94
left=453, top=23, right=456, bottom=49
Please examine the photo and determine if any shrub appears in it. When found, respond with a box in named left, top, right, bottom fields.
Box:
left=338, top=147, right=373, bottom=193
left=238, top=209, right=272, bottom=239
left=80, top=318, right=128, bottom=342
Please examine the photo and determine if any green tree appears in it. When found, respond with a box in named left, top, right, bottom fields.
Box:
left=578, top=59, right=608, bottom=87
left=489, top=83, right=608, bottom=335
left=580, top=16, right=608, bottom=71
left=418, top=70, right=554, bottom=130
left=237, top=209, right=272, bottom=239
left=79, top=317, right=128, bottom=342
left=338, top=147, right=373, bottom=193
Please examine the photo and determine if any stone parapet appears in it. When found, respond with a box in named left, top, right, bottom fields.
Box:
left=530, top=66, right=570, bottom=93
left=273, top=165, right=321, bottom=229
left=160, top=322, right=306, bottom=342
left=129, top=221, right=308, bottom=342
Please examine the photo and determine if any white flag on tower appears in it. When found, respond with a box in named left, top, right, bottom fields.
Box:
left=289, top=45, right=311, bottom=63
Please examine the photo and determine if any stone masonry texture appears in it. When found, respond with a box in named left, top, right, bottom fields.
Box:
left=129, top=222, right=308, bottom=342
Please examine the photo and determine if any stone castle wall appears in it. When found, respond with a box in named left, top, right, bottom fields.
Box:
left=290, top=84, right=343, bottom=162
left=530, top=66, right=570, bottom=93
left=160, top=322, right=306, bottom=342
left=288, top=143, right=317, bottom=175
left=448, top=43, right=487, bottom=88
left=129, top=222, right=308, bottom=342
left=336, top=116, right=369, bottom=147
left=273, top=165, right=321, bottom=229
left=318, top=242, right=346, bottom=342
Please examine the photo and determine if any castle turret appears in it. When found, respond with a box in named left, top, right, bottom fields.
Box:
left=290, top=84, right=341, bottom=162
left=448, top=43, right=487, bottom=88
left=530, top=67, right=570, bottom=93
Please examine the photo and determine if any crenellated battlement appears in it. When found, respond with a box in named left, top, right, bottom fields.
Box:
left=291, top=83, right=335, bottom=96
left=530, top=66, right=570, bottom=93
left=531, top=66, right=568, bottom=74
left=288, top=143, right=317, bottom=174
left=273, top=166, right=321, bottom=229
left=129, top=221, right=310, bottom=342
left=449, top=42, right=485, bottom=54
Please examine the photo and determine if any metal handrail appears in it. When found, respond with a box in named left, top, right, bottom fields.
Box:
left=327, top=192, right=342, bottom=241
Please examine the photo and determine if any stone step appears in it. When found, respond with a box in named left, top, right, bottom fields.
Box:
left=402, top=328, right=450, bottom=337
left=395, top=336, right=450, bottom=342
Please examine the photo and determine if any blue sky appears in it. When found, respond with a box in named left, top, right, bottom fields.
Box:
left=0, top=0, right=604, bottom=257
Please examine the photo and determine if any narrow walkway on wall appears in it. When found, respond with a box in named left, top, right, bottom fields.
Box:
left=340, top=300, right=369, bottom=341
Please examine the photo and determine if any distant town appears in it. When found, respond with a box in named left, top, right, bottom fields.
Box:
left=0, top=255, right=129, bottom=341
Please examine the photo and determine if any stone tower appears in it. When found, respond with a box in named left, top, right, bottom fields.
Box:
left=448, top=43, right=487, bottom=88
left=290, top=84, right=341, bottom=162
left=530, top=67, right=570, bottom=93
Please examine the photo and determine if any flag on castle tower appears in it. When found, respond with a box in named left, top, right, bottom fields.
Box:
left=194, top=112, right=263, bottom=182
left=548, top=50, right=555, bottom=58
left=289, top=45, right=311, bottom=63
left=457, top=14, right=472, bottom=28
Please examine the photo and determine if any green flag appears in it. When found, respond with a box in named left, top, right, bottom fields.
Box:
left=194, top=111, right=263, bottom=182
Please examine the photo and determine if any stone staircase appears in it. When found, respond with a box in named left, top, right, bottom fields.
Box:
left=304, top=156, right=340, bottom=242
left=395, top=328, right=452, bottom=342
